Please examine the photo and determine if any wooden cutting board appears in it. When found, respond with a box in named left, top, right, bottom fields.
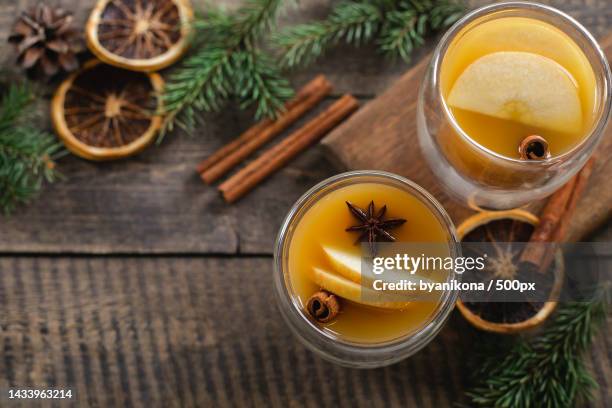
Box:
left=322, top=33, right=612, bottom=241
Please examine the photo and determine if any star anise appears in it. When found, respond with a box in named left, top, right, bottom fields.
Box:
left=345, top=201, right=407, bottom=255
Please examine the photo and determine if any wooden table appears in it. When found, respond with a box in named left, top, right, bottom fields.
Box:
left=1, top=0, right=610, bottom=406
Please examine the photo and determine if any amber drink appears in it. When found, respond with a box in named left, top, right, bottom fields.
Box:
left=417, top=2, right=611, bottom=209
left=274, top=171, right=458, bottom=367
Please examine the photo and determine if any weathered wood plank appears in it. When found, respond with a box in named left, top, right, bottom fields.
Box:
left=0, top=257, right=609, bottom=407
left=0, top=101, right=343, bottom=254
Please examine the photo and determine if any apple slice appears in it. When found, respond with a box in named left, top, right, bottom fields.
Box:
left=447, top=51, right=582, bottom=134
left=323, top=246, right=362, bottom=283
left=323, top=246, right=433, bottom=288
left=312, top=267, right=412, bottom=310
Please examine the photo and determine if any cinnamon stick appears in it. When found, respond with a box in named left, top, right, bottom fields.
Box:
left=199, top=75, right=333, bottom=183
left=551, top=157, right=596, bottom=242
left=527, top=178, right=577, bottom=244
left=219, top=94, right=360, bottom=203
left=196, top=120, right=270, bottom=174
left=519, top=157, right=597, bottom=271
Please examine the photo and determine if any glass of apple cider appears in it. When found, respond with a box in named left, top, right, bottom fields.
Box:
left=417, top=2, right=611, bottom=210
left=274, top=171, right=458, bottom=368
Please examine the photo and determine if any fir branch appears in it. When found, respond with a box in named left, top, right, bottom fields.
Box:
left=274, top=2, right=383, bottom=68
left=378, top=7, right=425, bottom=62
left=466, top=298, right=608, bottom=408
left=379, top=0, right=466, bottom=61
left=162, top=47, right=234, bottom=132
left=275, top=0, right=464, bottom=67
left=162, top=0, right=291, bottom=133
left=233, top=49, right=294, bottom=119
left=0, top=83, right=61, bottom=214
left=191, top=7, right=235, bottom=45
left=0, top=82, right=36, bottom=128
left=235, top=0, right=284, bottom=42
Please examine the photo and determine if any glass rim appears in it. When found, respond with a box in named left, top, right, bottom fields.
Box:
left=273, top=170, right=460, bottom=359
left=431, top=1, right=612, bottom=166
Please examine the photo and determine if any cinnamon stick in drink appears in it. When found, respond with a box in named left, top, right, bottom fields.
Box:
left=198, top=75, right=333, bottom=183
left=219, top=95, right=359, bottom=203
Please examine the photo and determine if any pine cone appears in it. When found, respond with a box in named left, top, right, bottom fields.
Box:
left=8, top=3, right=82, bottom=79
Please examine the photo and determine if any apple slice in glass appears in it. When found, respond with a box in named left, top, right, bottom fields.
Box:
left=447, top=51, right=582, bottom=134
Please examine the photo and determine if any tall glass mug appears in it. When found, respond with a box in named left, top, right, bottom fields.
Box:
left=417, top=2, right=611, bottom=210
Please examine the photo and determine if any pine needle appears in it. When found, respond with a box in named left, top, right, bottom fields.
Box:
left=233, top=49, right=293, bottom=119
left=275, top=0, right=464, bottom=67
left=465, top=297, right=608, bottom=408
left=274, top=2, right=383, bottom=68
left=0, top=82, right=62, bottom=214
left=162, top=47, right=234, bottom=132
left=162, top=0, right=293, bottom=134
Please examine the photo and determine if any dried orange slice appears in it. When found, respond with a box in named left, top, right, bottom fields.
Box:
left=86, top=0, right=193, bottom=72
left=51, top=60, right=164, bottom=160
left=455, top=210, right=564, bottom=334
